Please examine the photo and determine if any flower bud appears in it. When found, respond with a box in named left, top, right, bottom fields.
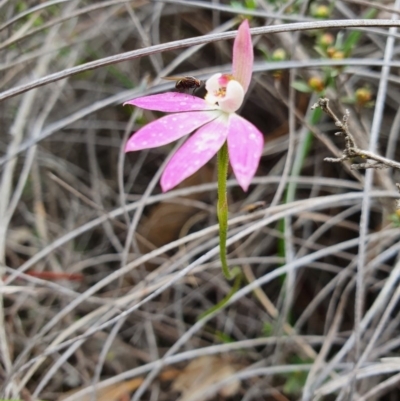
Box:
left=272, top=48, right=287, bottom=62
left=355, top=88, right=372, bottom=106
left=308, top=77, right=324, bottom=92
left=318, top=33, right=335, bottom=47
left=331, top=50, right=345, bottom=60
left=326, top=47, right=336, bottom=58
left=311, top=5, right=330, bottom=19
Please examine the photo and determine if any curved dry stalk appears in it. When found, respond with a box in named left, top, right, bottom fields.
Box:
left=2, top=19, right=400, bottom=102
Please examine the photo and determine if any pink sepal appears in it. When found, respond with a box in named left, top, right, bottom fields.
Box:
left=125, top=111, right=219, bottom=152
left=227, top=113, right=263, bottom=191
left=124, top=93, right=217, bottom=112
left=232, top=19, right=253, bottom=93
left=160, top=116, right=229, bottom=192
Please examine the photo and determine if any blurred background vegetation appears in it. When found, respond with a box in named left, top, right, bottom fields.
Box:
left=1, top=1, right=400, bottom=400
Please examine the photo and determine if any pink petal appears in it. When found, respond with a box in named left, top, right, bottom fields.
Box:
left=124, top=92, right=217, bottom=112
left=125, top=111, right=219, bottom=152
left=227, top=113, right=263, bottom=191
left=160, top=115, right=228, bottom=192
left=232, top=19, right=253, bottom=93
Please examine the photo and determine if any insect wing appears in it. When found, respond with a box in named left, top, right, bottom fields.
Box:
left=161, top=76, right=186, bottom=81
left=162, top=76, right=201, bottom=89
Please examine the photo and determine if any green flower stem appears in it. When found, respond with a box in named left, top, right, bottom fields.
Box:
left=197, top=271, right=242, bottom=320
left=197, top=142, right=241, bottom=321
left=217, top=141, right=240, bottom=280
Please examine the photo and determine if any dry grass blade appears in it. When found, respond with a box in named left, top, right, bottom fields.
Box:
left=2, top=1, right=400, bottom=400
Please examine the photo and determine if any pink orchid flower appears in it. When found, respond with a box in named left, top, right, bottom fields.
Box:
left=124, top=20, right=264, bottom=192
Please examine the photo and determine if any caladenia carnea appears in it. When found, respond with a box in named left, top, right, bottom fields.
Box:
left=124, top=19, right=264, bottom=280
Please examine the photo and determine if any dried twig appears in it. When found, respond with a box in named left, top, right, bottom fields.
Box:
left=312, top=97, right=400, bottom=211
left=312, top=98, right=400, bottom=171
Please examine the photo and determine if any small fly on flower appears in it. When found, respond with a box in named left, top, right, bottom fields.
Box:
left=162, top=76, right=202, bottom=93
left=241, top=201, right=266, bottom=213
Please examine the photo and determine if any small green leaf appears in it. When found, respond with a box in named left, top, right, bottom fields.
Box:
left=389, top=213, right=400, bottom=227
left=313, top=46, right=327, bottom=58
left=292, top=81, right=312, bottom=93
left=262, top=322, right=273, bottom=336
left=231, top=0, right=256, bottom=8
left=230, top=1, right=243, bottom=9
left=343, top=9, right=377, bottom=55
left=258, top=47, right=271, bottom=61
left=283, top=370, right=308, bottom=394
left=245, top=0, right=257, bottom=9
left=215, top=331, right=235, bottom=343
left=282, top=356, right=313, bottom=395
